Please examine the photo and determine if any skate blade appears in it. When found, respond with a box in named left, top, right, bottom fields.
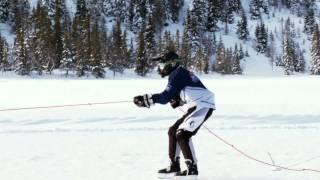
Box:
left=158, top=173, right=176, bottom=179
left=174, top=175, right=198, bottom=180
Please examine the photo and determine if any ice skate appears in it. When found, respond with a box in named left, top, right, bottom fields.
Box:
left=158, top=157, right=181, bottom=179
left=175, top=160, right=198, bottom=179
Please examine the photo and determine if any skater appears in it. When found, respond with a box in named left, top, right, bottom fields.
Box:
left=133, top=51, right=215, bottom=178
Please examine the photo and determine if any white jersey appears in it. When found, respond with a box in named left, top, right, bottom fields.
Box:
left=180, top=86, right=215, bottom=109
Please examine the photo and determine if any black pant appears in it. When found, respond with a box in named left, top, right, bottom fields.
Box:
left=168, top=107, right=213, bottom=163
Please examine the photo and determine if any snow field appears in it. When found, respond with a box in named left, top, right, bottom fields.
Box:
left=0, top=76, right=320, bottom=179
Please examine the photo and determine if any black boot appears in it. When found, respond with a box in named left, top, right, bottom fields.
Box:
left=158, top=157, right=181, bottom=174
left=175, top=160, right=198, bottom=176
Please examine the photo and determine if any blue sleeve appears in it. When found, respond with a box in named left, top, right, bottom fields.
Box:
left=152, top=72, right=185, bottom=105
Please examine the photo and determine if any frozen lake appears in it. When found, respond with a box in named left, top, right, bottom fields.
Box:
left=0, top=76, right=320, bottom=179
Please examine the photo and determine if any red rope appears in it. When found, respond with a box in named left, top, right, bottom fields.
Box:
left=203, top=125, right=320, bottom=173
left=176, top=107, right=320, bottom=173
left=0, top=100, right=132, bottom=112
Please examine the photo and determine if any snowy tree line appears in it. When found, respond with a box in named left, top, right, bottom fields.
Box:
left=0, top=0, right=320, bottom=77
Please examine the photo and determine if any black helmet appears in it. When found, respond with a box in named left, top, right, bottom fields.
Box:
left=152, top=51, right=180, bottom=78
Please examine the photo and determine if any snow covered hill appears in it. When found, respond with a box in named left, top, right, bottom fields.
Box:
left=1, top=0, right=320, bottom=76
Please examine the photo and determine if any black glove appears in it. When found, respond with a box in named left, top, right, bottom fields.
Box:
left=133, top=94, right=154, bottom=108
left=170, top=96, right=184, bottom=109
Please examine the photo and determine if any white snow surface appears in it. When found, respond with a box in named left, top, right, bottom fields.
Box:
left=0, top=76, right=320, bottom=180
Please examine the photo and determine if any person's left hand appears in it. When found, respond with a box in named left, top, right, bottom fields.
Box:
left=133, top=94, right=153, bottom=108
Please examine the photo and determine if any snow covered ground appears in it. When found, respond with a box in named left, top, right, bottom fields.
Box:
left=0, top=76, right=320, bottom=180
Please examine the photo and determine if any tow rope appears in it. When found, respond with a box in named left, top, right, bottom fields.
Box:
left=0, top=100, right=132, bottom=112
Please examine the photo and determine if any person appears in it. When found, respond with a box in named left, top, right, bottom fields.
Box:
left=133, top=51, right=215, bottom=177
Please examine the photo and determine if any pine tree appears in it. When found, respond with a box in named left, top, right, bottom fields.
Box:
left=60, top=32, right=73, bottom=76
left=249, top=0, right=261, bottom=20
left=255, top=21, right=268, bottom=53
left=280, top=17, right=304, bottom=74
left=126, top=0, right=135, bottom=31
left=203, top=54, right=210, bottom=74
left=201, top=34, right=214, bottom=72
left=113, top=0, right=126, bottom=22
left=163, top=31, right=170, bottom=51
left=53, top=0, right=63, bottom=69
left=168, top=0, right=184, bottom=23
left=127, top=38, right=135, bottom=68
left=229, top=0, right=242, bottom=13
left=287, top=0, right=300, bottom=14
left=59, top=14, right=74, bottom=76
left=26, top=22, right=41, bottom=75
left=180, top=28, right=192, bottom=68
left=102, top=0, right=115, bottom=17
left=32, top=2, right=55, bottom=73
left=214, top=36, right=226, bottom=73
left=175, top=30, right=181, bottom=54
left=14, top=28, right=30, bottom=75
left=189, top=0, right=207, bottom=46
left=133, top=0, right=147, bottom=33
left=282, top=34, right=295, bottom=75
left=42, top=0, right=55, bottom=18
left=294, top=45, right=305, bottom=73
left=157, top=32, right=163, bottom=56
left=74, top=0, right=89, bottom=20
left=10, top=0, right=30, bottom=32
left=41, top=0, right=67, bottom=19
left=206, top=0, right=220, bottom=32
left=237, top=7, right=249, bottom=40
left=145, top=15, right=157, bottom=59
left=12, top=0, right=31, bottom=75
left=135, top=26, right=149, bottom=76
left=122, top=30, right=131, bottom=68
left=232, top=44, right=242, bottom=74
left=224, top=47, right=233, bottom=74
left=304, top=6, right=315, bottom=35
left=163, top=31, right=176, bottom=54
left=150, top=0, right=166, bottom=32
left=202, top=33, right=216, bottom=60
left=194, top=46, right=203, bottom=73
left=262, top=0, right=269, bottom=14
left=249, top=0, right=268, bottom=20
left=109, top=18, right=127, bottom=75
left=267, top=31, right=276, bottom=67
left=207, top=0, right=223, bottom=32
left=0, top=0, right=9, bottom=22
left=90, top=20, right=105, bottom=78
left=221, top=0, right=234, bottom=24
left=184, top=10, right=193, bottom=42
left=311, top=24, right=320, bottom=75
left=99, top=20, right=109, bottom=68
left=239, top=43, right=244, bottom=59
left=0, top=33, right=9, bottom=71
left=73, top=0, right=91, bottom=77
